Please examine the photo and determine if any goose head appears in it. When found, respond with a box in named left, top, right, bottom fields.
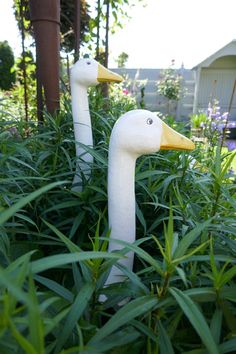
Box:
left=70, top=58, right=123, bottom=87
left=110, top=109, right=195, bottom=157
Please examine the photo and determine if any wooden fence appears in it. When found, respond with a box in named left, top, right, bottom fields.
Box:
left=112, top=67, right=195, bottom=121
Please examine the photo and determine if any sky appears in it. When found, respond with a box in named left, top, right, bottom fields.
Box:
left=1, top=0, right=236, bottom=69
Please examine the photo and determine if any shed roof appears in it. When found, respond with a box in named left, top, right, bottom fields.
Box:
left=192, top=40, right=236, bottom=69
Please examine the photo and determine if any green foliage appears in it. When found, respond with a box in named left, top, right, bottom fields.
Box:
left=0, top=41, right=16, bottom=90
left=157, top=64, right=184, bottom=101
left=115, top=52, right=129, bottom=68
left=0, top=59, right=37, bottom=124
left=13, top=0, right=90, bottom=54
left=60, top=0, right=90, bottom=53
left=0, top=89, right=236, bottom=352
left=87, top=0, right=146, bottom=56
left=190, top=112, right=208, bottom=129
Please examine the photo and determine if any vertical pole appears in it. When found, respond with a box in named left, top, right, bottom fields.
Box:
left=193, top=66, right=201, bottom=114
left=36, top=58, right=44, bottom=123
left=96, top=0, right=101, bottom=61
left=176, top=63, right=184, bottom=121
left=74, top=0, right=81, bottom=62
left=228, top=79, right=236, bottom=114
left=20, top=0, right=28, bottom=122
left=102, top=0, right=110, bottom=99
left=29, top=0, right=60, bottom=116
left=104, top=0, right=110, bottom=68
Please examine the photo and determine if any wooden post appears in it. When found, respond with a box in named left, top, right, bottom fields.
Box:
left=228, top=79, right=236, bottom=114
left=193, top=66, right=201, bottom=114
left=176, top=63, right=184, bottom=121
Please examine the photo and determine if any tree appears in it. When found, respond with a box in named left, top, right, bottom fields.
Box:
left=13, top=0, right=90, bottom=57
left=0, top=41, right=16, bottom=90
left=90, top=0, right=145, bottom=67
left=60, top=0, right=90, bottom=56
left=116, top=52, right=129, bottom=68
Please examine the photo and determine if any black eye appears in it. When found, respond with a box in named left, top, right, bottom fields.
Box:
left=147, top=118, right=153, bottom=125
left=86, top=61, right=91, bottom=65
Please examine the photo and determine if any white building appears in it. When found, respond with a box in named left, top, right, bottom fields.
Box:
left=192, top=40, right=236, bottom=121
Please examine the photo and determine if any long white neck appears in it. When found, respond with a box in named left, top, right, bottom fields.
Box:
left=71, top=82, right=93, bottom=189
left=106, top=145, right=137, bottom=284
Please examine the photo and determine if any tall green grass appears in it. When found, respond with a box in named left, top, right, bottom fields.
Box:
left=0, top=88, right=235, bottom=353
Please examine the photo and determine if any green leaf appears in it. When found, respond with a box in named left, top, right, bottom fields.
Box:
left=34, top=274, right=74, bottom=303
left=42, top=220, right=93, bottom=267
left=55, top=282, right=95, bottom=352
left=31, top=252, right=123, bottom=273
left=0, top=181, right=67, bottom=226
left=173, top=240, right=210, bottom=265
left=219, top=338, right=236, bottom=353
left=221, top=300, right=236, bottom=333
left=173, top=219, right=212, bottom=259
left=136, top=201, right=147, bottom=234
left=8, top=318, right=37, bottom=354
left=0, top=267, right=33, bottom=309
left=83, top=329, right=140, bottom=353
left=99, top=237, right=164, bottom=276
left=158, top=320, right=175, bottom=354
left=42, top=219, right=83, bottom=254
left=88, top=296, right=158, bottom=344
left=169, top=287, right=219, bottom=354
left=28, top=274, right=44, bottom=352
left=210, top=307, right=222, bottom=344
left=218, top=265, right=236, bottom=288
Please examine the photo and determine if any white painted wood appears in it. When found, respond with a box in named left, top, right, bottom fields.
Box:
left=101, top=110, right=194, bottom=297
left=70, top=58, right=122, bottom=191
left=193, top=67, right=201, bottom=114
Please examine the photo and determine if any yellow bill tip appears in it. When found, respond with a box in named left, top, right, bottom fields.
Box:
left=160, top=121, right=195, bottom=151
left=97, top=63, right=123, bottom=83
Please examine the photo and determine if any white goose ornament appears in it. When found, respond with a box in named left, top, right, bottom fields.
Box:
left=70, top=58, right=122, bottom=191
left=104, top=109, right=195, bottom=290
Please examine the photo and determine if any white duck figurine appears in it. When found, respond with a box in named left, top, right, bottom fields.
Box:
left=104, top=109, right=195, bottom=289
left=70, top=57, right=122, bottom=191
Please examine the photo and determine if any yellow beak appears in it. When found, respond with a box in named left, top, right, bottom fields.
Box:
left=160, top=121, right=195, bottom=151
left=97, top=63, right=123, bottom=83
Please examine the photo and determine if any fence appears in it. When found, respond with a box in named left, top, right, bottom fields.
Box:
left=112, top=67, right=195, bottom=121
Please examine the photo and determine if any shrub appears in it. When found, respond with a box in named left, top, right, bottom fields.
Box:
left=0, top=90, right=236, bottom=352
left=157, top=63, right=184, bottom=102
left=0, top=41, right=16, bottom=90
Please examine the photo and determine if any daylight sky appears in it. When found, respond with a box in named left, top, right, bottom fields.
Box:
left=1, top=0, right=236, bottom=68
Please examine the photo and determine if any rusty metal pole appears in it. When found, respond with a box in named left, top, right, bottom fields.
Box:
left=74, top=0, right=81, bottom=62
left=29, top=0, right=60, bottom=116
left=20, top=0, right=28, bottom=122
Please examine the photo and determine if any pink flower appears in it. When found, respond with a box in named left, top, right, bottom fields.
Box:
left=122, top=88, right=129, bottom=95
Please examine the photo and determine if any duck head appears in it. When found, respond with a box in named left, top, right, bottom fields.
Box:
left=70, top=57, right=123, bottom=87
left=110, top=109, right=195, bottom=157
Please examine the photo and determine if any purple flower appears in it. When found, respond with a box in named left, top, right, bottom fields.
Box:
left=211, top=121, right=217, bottom=129
left=222, top=112, right=229, bottom=120
left=210, top=113, right=218, bottom=119
left=228, top=121, right=236, bottom=128
left=207, top=107, right=213, bottom=116
left=225, top=140, right=236, bottom=151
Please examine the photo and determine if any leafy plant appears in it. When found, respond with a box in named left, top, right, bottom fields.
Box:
left=190, top=112, right=208, bottom=129
left=157, top=63, right=184, bottom=101
left=0, top=41, right=16, bottom=90
left=0, top=84, right=235, bottom=352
